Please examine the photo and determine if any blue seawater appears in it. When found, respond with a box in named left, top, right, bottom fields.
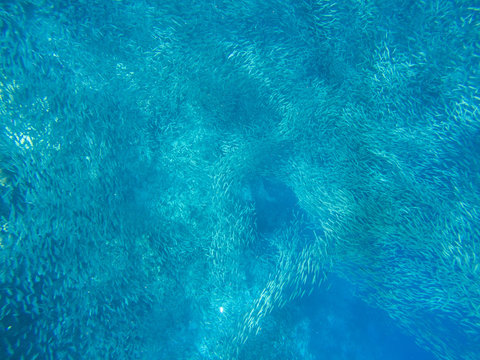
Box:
left=0, top=1, right=479, bottom=359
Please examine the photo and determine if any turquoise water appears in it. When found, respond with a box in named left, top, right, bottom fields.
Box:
left=1, top=1, right=479, bottom=359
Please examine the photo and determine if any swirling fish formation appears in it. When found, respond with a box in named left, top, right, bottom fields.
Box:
left=0, top=1, right=479, bottom=359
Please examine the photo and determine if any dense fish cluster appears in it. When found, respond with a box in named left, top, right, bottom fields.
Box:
left=0, top=0, right=479, bottom=359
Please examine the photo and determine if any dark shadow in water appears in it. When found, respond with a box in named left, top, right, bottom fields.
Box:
left=294, top=275, right=437, bottom=360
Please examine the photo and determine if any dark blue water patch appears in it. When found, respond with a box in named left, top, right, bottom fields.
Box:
left=250, top=177, right=300, bottom=235
left=294, top=275, right=437, bottom=360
